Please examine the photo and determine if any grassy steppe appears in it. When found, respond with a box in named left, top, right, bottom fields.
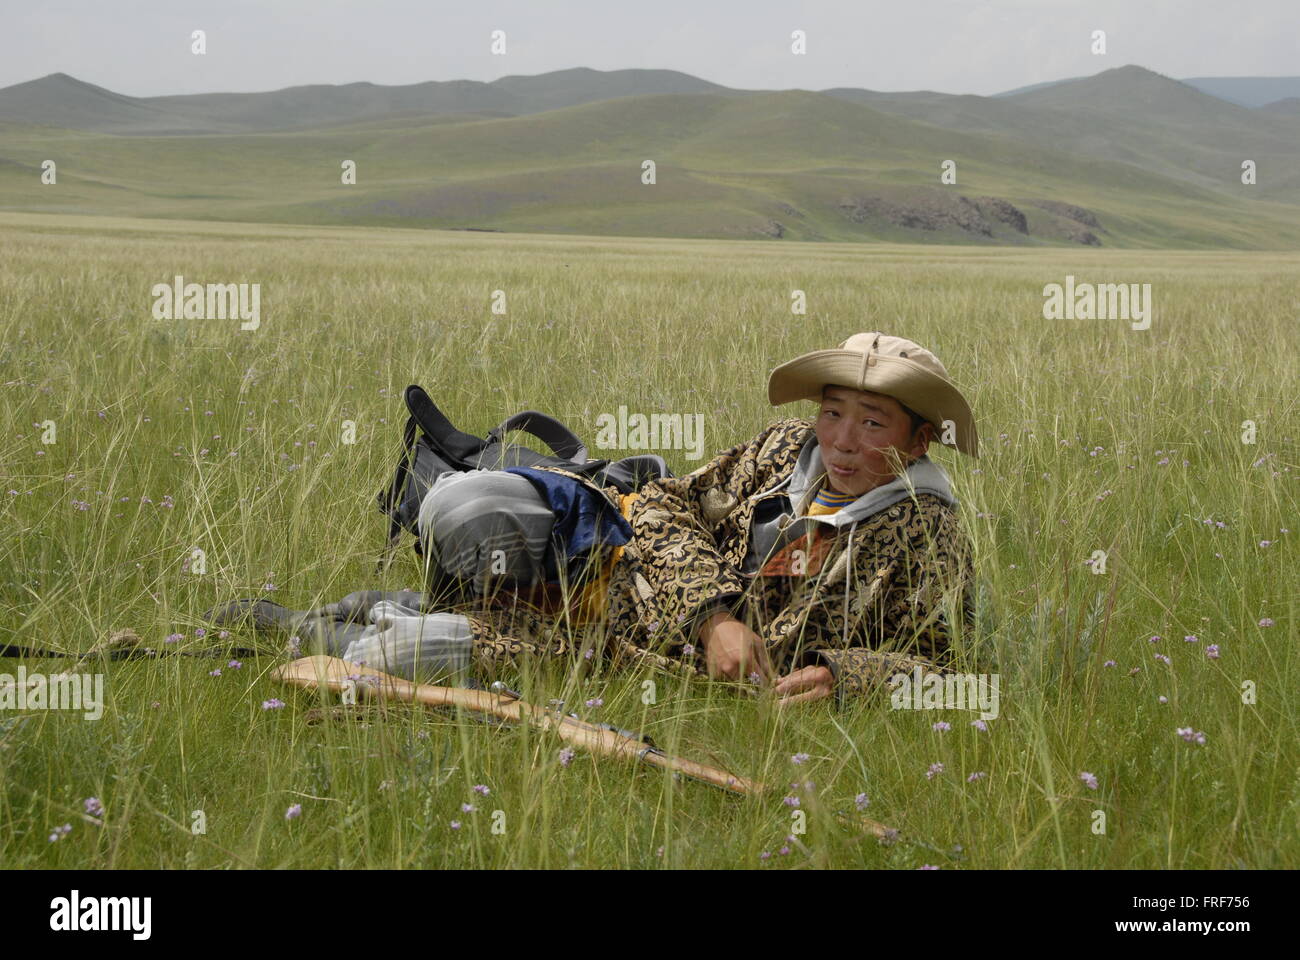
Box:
left=0, top=213, right=1295, bottom=868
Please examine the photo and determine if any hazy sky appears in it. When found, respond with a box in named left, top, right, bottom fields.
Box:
left=1, top=0, right=1294, bottom=97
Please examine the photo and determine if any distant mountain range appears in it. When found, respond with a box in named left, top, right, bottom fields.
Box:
left=999, top=74, right=1300, bottom=107
left=1, top=65, right=1297, bottom=247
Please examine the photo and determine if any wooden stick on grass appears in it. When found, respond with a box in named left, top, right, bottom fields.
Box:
left=273, top=655, right=760, bottom=796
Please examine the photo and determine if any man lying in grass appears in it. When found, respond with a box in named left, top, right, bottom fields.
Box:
left=209, top=332, right=979, bottom=707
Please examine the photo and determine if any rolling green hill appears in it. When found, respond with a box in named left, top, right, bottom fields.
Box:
left=830, top=66, right=1300, bottom=199
left=1262, top=98, right=1300, bottom=116
left=1178, top=75, right=1300, bottom=108
left=0, top=68, right=734, bottom=135
left=0, top=66, right=1296, bottom=247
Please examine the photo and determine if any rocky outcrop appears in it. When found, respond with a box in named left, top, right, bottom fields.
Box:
left=1028, top=199, right=1101, bottom=229
left=836, top=190, right=1103, bottom=244
left=973, top=197, right=1028, bottom=233
left=837, top=192, right=1028, bottom=238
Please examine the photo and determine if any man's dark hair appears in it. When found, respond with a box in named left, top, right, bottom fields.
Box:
left=901, top=404, right=929, bottom=438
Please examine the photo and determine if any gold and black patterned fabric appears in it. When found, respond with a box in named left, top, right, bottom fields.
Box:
left=458, top=417, right=978, bottom=702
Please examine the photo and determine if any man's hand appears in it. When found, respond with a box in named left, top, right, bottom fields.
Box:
left=773, top=665, right=835, bottom=705
left=698, top=612, right=774, bottom=684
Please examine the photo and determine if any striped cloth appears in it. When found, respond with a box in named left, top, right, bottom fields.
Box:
left=339, top=601, right=475, bottom=683
left=805, top=482, right=856, bottom=516
left=417, top=469, right=557, bottom=593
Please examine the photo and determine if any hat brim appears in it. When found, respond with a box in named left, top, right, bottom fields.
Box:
left=768, top=352, right=978, bottom=457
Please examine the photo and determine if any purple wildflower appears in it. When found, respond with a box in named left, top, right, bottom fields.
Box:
left=461, top=803, right=476, bottom=813
left=1184, top=635, right=1199, bottom=643
left=559, top=747, right=575, bottom=767
left=791, top=752, right=811, bottom=764
left=473, top=784, right=490, bottom=796
left=209, top=669, right=221, bottom=677
left=971, top=719, right=987, bottom=732
left=584, top=697, right=603, bottom=708
left=1205, top=644, right=1220, bottom=660
left=855, top=792, right=869, bottom=811
left=84, top=797, right=104, bottom=818
left=1259, top=618, right=1274, bottom=628
left=165, top=632, right=183, bottom=644
left=261, top=698, right=285, bottom=710
left=228, top=660, right=242, bottom=669
left=1154, top=653, right=1171, bottom=664
left=926, top=762, right=944, bottom=780
left=967, top=771, right=987, bottom=783
left=778, top=845, right=790, bottom=856
left=1079, top=772, right=1098, bottom=790
left=932, top=721, right=951, bottom=731
left=194, top=627, right=206, bottom=638
left=285, top=803, right=302, bottom=820
left=450, top=820, right=461, bottom=831
left=783, top=796, right=800, bottom=807
left=1103, top=660, right=1117, bottom=668
left=1176, top=727, right=1207, bottom=745
left=1158, top=696, right=1168, bottom=704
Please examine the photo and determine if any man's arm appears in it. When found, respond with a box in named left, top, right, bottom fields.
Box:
left=771, top=496, right=976, bottom=704
left=622, top=417, right=810, bottom=645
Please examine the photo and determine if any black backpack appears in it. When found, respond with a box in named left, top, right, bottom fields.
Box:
left=374, top=385, right=672, bottom=573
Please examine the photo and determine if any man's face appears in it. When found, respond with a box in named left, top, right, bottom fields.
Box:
left=814, top=386, right=932, bottom=496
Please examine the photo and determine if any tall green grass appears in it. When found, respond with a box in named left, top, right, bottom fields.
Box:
left=0, top=212, right=1295, bottom=867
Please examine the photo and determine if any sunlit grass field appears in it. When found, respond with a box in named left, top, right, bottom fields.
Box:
left=0, top=211, right=1295, bottom=868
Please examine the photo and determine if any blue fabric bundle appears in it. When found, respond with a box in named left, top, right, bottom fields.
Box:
left=503, top=467, right=633, bottom=573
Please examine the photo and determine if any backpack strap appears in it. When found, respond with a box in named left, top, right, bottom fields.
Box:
left=376, top=386, right=477, bottom=575
left=375, top=412, right=418, bottom=558
left=487, top=410, right=588, bottom=463
left=404, top=385, right=487, bottom=465
left=600, top=454, right=672, bottom=491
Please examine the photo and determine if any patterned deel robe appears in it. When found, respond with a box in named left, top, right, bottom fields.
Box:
left=461, top=416, right=977, bottom=702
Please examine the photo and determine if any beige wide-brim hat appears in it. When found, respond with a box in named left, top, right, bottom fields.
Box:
left=768, top=332, right=978, bottom=457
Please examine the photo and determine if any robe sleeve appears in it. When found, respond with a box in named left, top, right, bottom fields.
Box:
left=770, top=496, right=977, bottom=703
left=621, top=418, right=808, bottom=640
